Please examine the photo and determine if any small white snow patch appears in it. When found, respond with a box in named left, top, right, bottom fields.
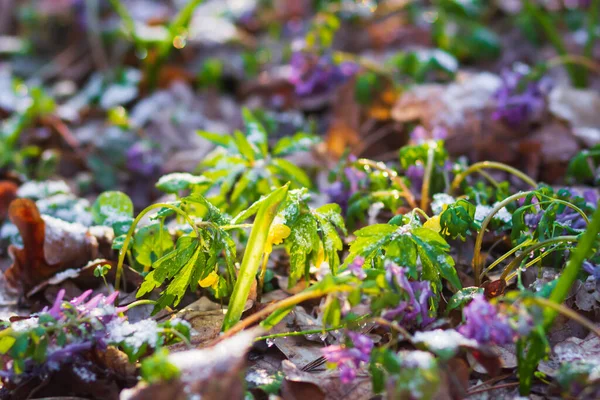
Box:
left=431, top=193, right=455, bottom=215
left=49, top=269, right=80, bottom=284
left=401, top=350, right=436, bottom=369
left=107, top=319, right=159, bottom=351
left=412, top=329, right=477, bottom=353
left=73, top=365, right=96, bottom=382
left=474, top=204, right=493, bottom=222
left=11, top=317, right=39, bottom=332
left=17, top=180, right=70, bottom=199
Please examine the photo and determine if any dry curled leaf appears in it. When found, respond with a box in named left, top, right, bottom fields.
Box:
left=4, top=199, right=109, bottom=294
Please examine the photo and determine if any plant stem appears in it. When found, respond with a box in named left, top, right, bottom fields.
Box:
left=481, top=239, right=532, bottom=280
left=523, top=0, right=587, bottom=87
left=472, top=191, right=533, bottom=285
left=584, top=0, right=600, bottom=60
left=254, top=314, right=369, bottom=342
left=543, top=201, right=600, bottom=327
left=222, top=185, right=289, bottom=331
left=499, top=236, right=578, bottom=282
left=119, top=299, right=158, bottom=311
left=466, top=382, right=520, bottom=397
left=451, top=162, right=537, bottom=195
left=219, top=284, right=351, bottom=340
left=420, top=144, right=436, bottom=211
left=256, top=253, right=269, bottom=303
left=528, top=297, right=600, bottom=339
left=115, top=203, right=199, bottom=291
left=357, top=159, right=417, bottom=209
left=221, top=223, right=253, bottom=230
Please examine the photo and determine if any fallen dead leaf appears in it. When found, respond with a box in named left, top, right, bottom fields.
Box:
left=121, top=327, right=263, bottom=400
left=549, top=85, right=600, bottom=147
left=281, top=359, right=372, bottom=400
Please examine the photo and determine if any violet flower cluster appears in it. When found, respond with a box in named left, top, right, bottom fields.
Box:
left=458, top=295, right=515, bottom=345
left=492, top=67, right=551, bottom=128
left=0, top=289, right=189, bottom=384
left=524, top=189, right=597, bottom=231
left=326, top=164, right=368, bottom=213
left=288, top=52, right=359, bottom=97
left=383, top=264, right=435, bottom=328
left=322, top=331, right=374, bottom=383
left=126, top=140, right=163, bottom=176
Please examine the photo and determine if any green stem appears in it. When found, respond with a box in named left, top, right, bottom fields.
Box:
left=584, top=0, right=600, bottom=60
left=254, top=314, right=370, bottom=342
left=221, top=223, right=253, bottom=230
left=451, top=161, right=537, bottom=195
left=257, top=252, right=269, bottom=303
left=481, top=239, right=533, bottom=280
left=413, top=207, right=430, bottom=221
left=499, top=236, right=578, bottom=282
left=420, top=144, right=436, bottom=211
left=220, top=283, right=352, bottom=340
left=472, top=191, right=533, bottom=286
left=530, top=297, right=600, bottom=339
left=222, top=184, right=289, bottom=331
left=524, top=0, right=587, bottom=87
left=120, top=299, right=158, bottom=311
left=357, top=159, right=418, bottom=209
left=115, top=203, right=199, bottom=291
left=543, top=201, right=600, bottom=327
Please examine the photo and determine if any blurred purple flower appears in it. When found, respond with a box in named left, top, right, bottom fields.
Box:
left=410, top=125, right=447, bottom=145
left=326, top=166, right=367, bottom=213
left=492, top=67, right=551, bottom=128
left=322, top=331, right=373, bottom=383
left=459, top=294, right=515, bottom=345
left=289, top=52, right=359, bottom=97
left=347, top=257, right=366, bottom=279
left=406, top=165, right=425, bottom=192
left=126, top=141, right=162, bottom=176
left=383, top=264, right=434, bottom=327
left=583, top=261, right=600, bottom=281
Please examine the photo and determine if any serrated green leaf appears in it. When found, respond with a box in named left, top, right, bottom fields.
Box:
left=446, top=287, right=483, bottom=313
left=271, top=157, right=312, bottom=188
left=272, top=133, right=320, bottom=156
left=286, top=213, right=320, bottom=287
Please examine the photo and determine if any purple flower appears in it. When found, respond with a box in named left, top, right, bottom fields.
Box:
left=126, top=141, right=162, bottom=176
left=289, top=52, right=359, bottom=97
left=410, top=125, right=447, bottom=144
left=322, top=331, right=373, bottom=383
left=383, top=264, right=434, bottom=327
left=326, top=166, right=367, bottom=213
left=458, top=295, right=515, bottom=345
left=583, top=261, right=600, bottom=281
left=492, top=67, right=551, bottom=128
left=406, top=165, right=425, bottom=192
left=347, top=257, right=366, bottom=279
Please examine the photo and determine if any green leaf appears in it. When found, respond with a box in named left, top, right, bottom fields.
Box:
left=273, top=133, right=320, bottom=156
left=156, top=173, right=211, bottom=194
left=92, top=191, right=133, bottom=225
left=446, top=287, right=483, bottom=313
left=315, top=203, right=347, bottom=236
left=346, top=224, right=397, bottom=266
left=271, top=158, right=312, bottom=188
left=286, top=214, right=320, bottom=287
left=197, top=130, right=233, bottom=147
left=233, top=130, right=257, bottom=162
left=314, top=213, right=343, bottom=274
left=133, top=223, right=174, bottom=266
left=322, top=296, right=341, bottom=327
left=137, top=236, right=200, bottom=298
left=163, top=245, right=204, bottom=306
left=242, top=108, right=268, bottom=157
left=440, top=199, right=478, bottom=240
left=412, top=227, right=462, bottom=290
